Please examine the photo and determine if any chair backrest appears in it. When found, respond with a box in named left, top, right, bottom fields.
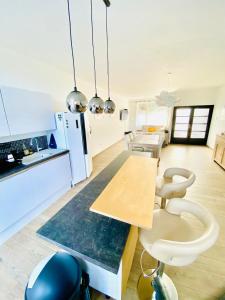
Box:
left=124, top=131, right=136, bottom=149
left=130, top=131, right=135, bottom=140
left=151, top=199, right=219, bottom=266
left=124, top=132, right=131, bottom=150
left=164, top=167, right=195, bottom=182
left=159, top=168, right=196, bottom=198
left=25, top=252, right=82, bottom=300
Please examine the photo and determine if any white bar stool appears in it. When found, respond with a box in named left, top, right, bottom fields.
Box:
left=156, top=168, right=196, bottom=208
left=138, top=198, right=219, bottom=300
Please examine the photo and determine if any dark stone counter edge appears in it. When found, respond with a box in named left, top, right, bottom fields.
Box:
left=36, top=233, right=125, bottom=274
left=0, top=149, right=69, bottom=182
left=37, top=151, right=131, bottom=274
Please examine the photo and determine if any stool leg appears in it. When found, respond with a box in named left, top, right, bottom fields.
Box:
left=137, top=258, right=178, bottom=300
left=161, top=198, right=167, bottom=209
left=152, top=262, right=169, bottom=299
left=156, top=262, right=165, bottom=277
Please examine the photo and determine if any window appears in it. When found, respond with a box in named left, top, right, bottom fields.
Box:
left=136, top=102, right=170, bottom=128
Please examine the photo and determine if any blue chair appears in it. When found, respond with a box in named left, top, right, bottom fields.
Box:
left=25, top=252, right=90, bottom=300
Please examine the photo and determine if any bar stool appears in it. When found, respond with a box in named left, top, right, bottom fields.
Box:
left=138, top=198, right=219, bottom=300
left=156, top=168, right=196, bottom=208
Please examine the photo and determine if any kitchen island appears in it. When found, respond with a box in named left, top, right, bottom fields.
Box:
left=37, top=151, right=157, bottom=299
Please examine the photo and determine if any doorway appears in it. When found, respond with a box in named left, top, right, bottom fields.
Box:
left=171, top=105, right=214, bottom=145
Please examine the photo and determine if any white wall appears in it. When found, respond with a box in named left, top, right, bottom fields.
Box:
left=0, top=47, right=128, bottom=156
left=175, top=87, right=218, bottom=106
left=208, top=86, right=225, bottom=148
left=128, top=101, right=137, bottom=131
left=88, top=113, right=127, bottom=156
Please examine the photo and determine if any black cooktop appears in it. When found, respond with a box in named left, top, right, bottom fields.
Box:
left=0, top=160, right=22, bottom=174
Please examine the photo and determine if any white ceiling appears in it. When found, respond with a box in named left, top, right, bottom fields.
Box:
left=0, top=0, right=225, bottom=98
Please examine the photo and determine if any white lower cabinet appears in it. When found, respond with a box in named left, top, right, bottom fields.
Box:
left=0, top=154, right=71, bottom=243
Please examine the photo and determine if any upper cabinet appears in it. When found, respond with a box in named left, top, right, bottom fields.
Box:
left=0, top=86, right=56, bottom=136
left=0, top=90, right=10, bottom=137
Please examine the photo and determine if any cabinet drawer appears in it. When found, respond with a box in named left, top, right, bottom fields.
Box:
left=0, top=154, right=71, bottom=233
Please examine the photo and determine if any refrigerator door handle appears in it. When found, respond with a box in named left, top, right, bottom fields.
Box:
left=76, top=120, right=79, bottom=129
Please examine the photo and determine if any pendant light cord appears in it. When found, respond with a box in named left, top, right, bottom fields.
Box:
left=90, top=0, right=98, bottom=96
left=167, top=72, right=172, bottom=90
left=106, top=6, right=110, bottom=100
left=67, top=0, right=77, bottom=89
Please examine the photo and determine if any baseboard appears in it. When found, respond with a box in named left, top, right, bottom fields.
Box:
left=93, top=138, right=124, bottom=159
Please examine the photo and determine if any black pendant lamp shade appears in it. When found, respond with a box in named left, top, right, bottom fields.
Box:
left=103, top=5, right=115, bottom=114
left=66, top=0, right=87, bottom=113
left=89, top=0, right=104, bottom=114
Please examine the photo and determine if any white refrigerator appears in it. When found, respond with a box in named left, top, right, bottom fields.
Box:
left=54, top=112, right=92, bottom=185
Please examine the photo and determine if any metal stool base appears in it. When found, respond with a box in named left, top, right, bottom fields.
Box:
left=137, top=269, right=178, bottom=300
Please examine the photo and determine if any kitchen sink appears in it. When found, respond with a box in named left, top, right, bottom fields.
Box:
left=22, top=152, right=51, bottom=165
left=22, top=149, right=64, bottom=165
left=22, top=149, right=66, bottom=165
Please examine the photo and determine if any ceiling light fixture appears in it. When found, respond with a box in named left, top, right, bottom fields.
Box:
left=155, top=73, right=180, bottom=107
left=156, top=90, right=180, bottom=107
left=66, top=0, right=88, bottom=113
left=89, top=0, right=104, bottom=114
left=103, top=3, right=116, bottom=114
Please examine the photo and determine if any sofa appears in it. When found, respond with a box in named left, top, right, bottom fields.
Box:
left=135, top=125, right=169, bottom=146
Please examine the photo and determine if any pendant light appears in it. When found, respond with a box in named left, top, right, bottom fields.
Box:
left=103, top=4, right=116, bottom=114
left=155, top=73, right=180, bottom=107
left=66, top=0, right=88, bottom=113
left=89, top=0, right=104, bottom=114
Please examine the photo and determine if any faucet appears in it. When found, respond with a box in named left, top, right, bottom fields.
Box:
left=30, top=138, right=42, bottom=152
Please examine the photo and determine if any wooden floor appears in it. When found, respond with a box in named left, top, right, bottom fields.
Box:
left=0, top=142, right=225, bottom=300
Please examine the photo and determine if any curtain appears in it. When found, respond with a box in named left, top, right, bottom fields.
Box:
left=136, top=101, right=171, bottom=129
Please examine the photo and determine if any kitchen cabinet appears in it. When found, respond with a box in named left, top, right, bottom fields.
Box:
left=213, top=135, right=225, bottom=169
left=0, top=90, right=10, bottom=137
left=0, top=154, right=71, bottom=243
left=0, top=86, right=56, bottom=136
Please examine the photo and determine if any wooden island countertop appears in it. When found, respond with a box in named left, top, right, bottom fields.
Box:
left=90, top=155, right=158, bottom=229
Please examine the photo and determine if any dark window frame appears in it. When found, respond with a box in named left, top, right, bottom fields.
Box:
left=171, top=105, right=214, bottom=145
